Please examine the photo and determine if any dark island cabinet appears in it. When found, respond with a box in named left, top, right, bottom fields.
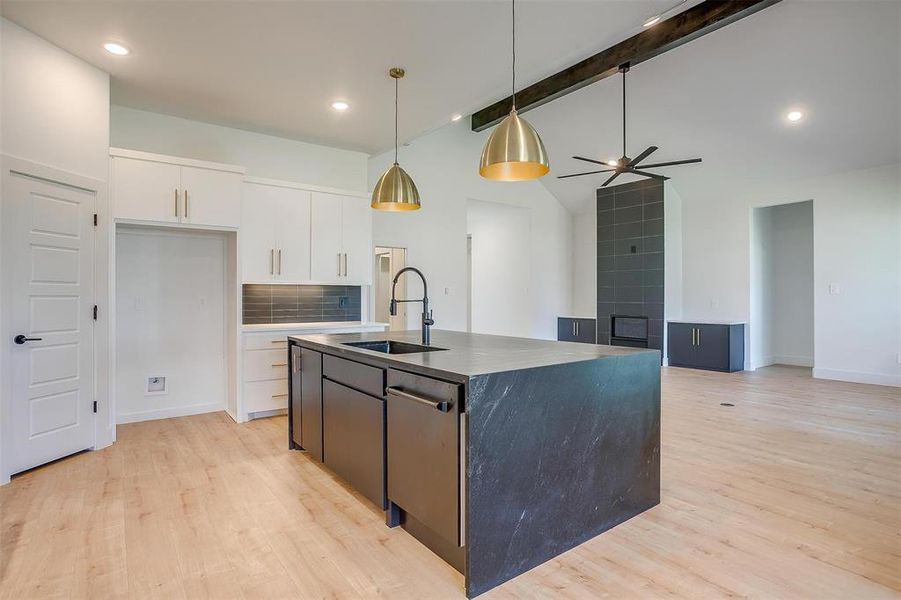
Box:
left=322, top=379, right=386, bottom=509
left=299, top=348, right=323, bottom=460
left=667, top=322, right=744, bottom=372
left=557, top=317, right=596, bottom=344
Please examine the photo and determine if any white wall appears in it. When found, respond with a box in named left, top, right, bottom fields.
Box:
left=110, top=105, right=368, bottom=191
left=683, top=164, right=900, bottom=385
left=1, top=19, right=110, bottom=181
left=467, top=200, right=532, bottom=337
left=368, top=120, right=571, bottom=340
left=115, top=227, right=228, bottom=422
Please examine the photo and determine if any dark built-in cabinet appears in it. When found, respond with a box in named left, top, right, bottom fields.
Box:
left=667, top=322, right=745, bottom=372
left=557, top=317, right=597, bottom=344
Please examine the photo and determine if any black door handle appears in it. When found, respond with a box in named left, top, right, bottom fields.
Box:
left=14, top=335, right=42, bottom=345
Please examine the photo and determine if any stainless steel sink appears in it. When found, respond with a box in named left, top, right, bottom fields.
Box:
left=341, top=340, right=448, bottom=355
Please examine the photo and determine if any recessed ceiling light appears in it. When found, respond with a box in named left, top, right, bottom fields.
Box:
left=786, top=110, right=804, bottom=122
left=643, top=15, right=661, bottom=27
left=451, top=114, right=463, bottom=122
left=331, top=101, right=350, bottom=111
left=607, top=159, right=620, bottom=167
left=103, top=42, right=129, bottom=56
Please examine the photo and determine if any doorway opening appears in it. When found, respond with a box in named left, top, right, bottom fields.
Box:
left=749, top=200, right=814, bottom=370
left=374, top=247, right=407, bottom=331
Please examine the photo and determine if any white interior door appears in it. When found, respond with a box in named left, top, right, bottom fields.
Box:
left=4, top=171, right=95, bottom=475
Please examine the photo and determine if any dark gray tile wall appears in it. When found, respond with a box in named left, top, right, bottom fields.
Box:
left=597, top=179, right=664, bottom=351
left=243, top=284, right=361, bottom=324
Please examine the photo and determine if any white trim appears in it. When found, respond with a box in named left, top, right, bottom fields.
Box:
left=0, top=154, right=112, bottom=484
left=246, top=408, right=287, bottom=420
left=116, top=402, right=226, bottom=424
left=113, top=218, right=238, bottom=233
left=813, top=368, right=900, bottom=387
left=771, top=355, right=814, bottom=368
left=109, top=147, right=245, bottom=175
left=243, top=175, right=368, bottom=199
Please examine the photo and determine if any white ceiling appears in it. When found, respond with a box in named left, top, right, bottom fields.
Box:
left=528, top=0, right=900, bottom=211
left=1, top=0, right=681, bottom=154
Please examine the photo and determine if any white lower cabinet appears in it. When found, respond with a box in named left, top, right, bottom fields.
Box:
left=241, top=324, right=387, bottom=420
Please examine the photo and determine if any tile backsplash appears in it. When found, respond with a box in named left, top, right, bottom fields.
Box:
left=243, top=284, right=362, bottom=324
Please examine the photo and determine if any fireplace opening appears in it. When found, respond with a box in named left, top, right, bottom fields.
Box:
left=610, top=315, right=649, bottom=348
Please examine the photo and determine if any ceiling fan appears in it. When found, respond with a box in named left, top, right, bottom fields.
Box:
left=558, top=63, right=702, bottom=187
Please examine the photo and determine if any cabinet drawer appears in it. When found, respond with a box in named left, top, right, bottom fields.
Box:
left=243, top=349, right=288, bottom=382
left=322, top=380, right=386, bottom=508
left=387, top=369, right=462, bottom=546
left=322, top=354, right=385, bottom=397
left=244, top=379, right=288, bottom=413
left=244, top=333, right=290, bottom=350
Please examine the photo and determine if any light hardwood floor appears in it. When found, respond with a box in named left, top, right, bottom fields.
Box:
left=1, top=366, right=899, bottom=599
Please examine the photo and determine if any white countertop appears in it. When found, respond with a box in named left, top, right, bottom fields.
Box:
left=242, top=321, right=388, bottom=333
left=558, top=315, right=596, bottom=320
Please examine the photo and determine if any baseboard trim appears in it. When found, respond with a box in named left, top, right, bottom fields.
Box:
left=771, top=355, right=814, bottom=368
left=813, top=368, right=900, bottom=387
left=116, top=402, right=225, bottom=424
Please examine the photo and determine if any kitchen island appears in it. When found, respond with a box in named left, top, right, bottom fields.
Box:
left=287, top=329, right=660, bottom=598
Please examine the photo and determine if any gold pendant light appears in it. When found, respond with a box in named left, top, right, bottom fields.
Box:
left=372, top=68, right=421, bottom=211
left=479, top=0, right=549, bottom=181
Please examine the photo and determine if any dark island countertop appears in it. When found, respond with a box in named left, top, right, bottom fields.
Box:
left=289, top=329, right=657, bottom=382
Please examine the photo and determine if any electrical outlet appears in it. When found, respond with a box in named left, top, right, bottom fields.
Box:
left=338, top=296, right=349, bottom=308
left=146, top=376, right=167, bottom=395
left=828, top=283, right=841, bottom=295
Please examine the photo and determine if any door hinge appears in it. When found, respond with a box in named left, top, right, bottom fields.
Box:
left=93, top=213, right=98, bottom=226
left=93, top=305, right=98, bottom=320
left=92, top=400, right=98, bottom=413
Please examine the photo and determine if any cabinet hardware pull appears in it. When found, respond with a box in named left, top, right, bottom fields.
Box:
left=576, top=321, right=580, bottom=337
left=174, top=189, right=179, bottom=217
left=270, top=340, right=287, bottom=344
left=271, top=362, right=287, bottom=367
left=342, top=253, right=347, bottom=277
left=337, top=252, right=341, bottom=276
left=691, top=328, right=695, bottom=345
left=697, top=328, right=700, bottom=346
left=278, top=249, right=282, bottom=275
left=271, top=393, right=288, bottom=399
left=184, top=189, right=189, bottom=218
left=387, top=386, right=451, bottom=412
left=572, top=322, right=576, bottom=336
left=270, top=249, right=274, bottom=275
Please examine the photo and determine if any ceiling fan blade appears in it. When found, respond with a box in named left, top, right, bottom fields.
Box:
left=601, top=171, right=622, bottom=187
left=557, top=169, right=616, bottom=179
left=638, top=158, right=703, bottom=168
left=629, top=146, right=658, bottom=167
left=572, top=155, right=611, bottom=166
left=630, top=169, right=668, bottom=180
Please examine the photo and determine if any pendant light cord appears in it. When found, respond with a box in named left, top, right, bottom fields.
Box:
left=394, top=75, right=399, bottom=165
left=621, top=67, right=627, bottom=158
left=511, top=0, right=516, bottom=110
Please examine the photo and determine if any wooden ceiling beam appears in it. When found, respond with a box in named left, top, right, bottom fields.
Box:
left=471, top=0, right=782, bottom=131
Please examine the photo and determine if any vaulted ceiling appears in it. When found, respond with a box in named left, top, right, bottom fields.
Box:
left=3, top=0, right=898, bottom=214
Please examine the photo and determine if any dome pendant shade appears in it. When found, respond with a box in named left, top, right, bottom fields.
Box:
left=371, top=163, right=421, bottom=211
left=479, top=109, right=549, bottom=181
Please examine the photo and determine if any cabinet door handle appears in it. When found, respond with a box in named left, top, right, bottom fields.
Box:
left=174, top=189, right=179, bottom=217
left=337, top=252, right=341, bottom=276
left=387, top=387, right=451, bottom=412
left=691, top=328, right=695, bottom=345
left=278, top=249, right=282, bottom=275
left=270, top=340, right=286, bottom=345
left=184, top=189, right=189, bottom=219
left=576, top=321, right=580, bottom=337
left=271, top=362, right=287, bottom=367
left=270, top=249, right=274, bottom=275
left=697, top=328, right=701, bottom=346
left=271, top=393, right=288, bottom=399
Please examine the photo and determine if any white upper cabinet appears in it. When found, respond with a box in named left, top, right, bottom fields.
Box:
left=181, top=166, right=242, bottom=228
left=111, top=150, right=243, bottom=229
left=111, top=157, right=181, bottom=224
left=311, top=192, right=372, bottom=285
left=241, top=181, right=311, bottom=283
